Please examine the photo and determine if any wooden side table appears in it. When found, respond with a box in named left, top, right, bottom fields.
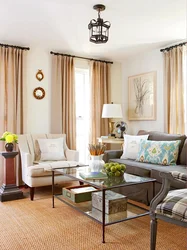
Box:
left=0, top=151, right=23, bottom=202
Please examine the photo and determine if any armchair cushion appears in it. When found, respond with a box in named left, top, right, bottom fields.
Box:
left=171, top=171, right=187, bottom=182
left=156, top=189, right=187, bottom=222
left=28, top=160, right=79, bottom=177
left=37, top=138, right=66, bottom=161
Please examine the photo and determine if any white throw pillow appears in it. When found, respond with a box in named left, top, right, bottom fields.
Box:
left=37, top=138, right=66, bottom=161
left=120, top=134, right=149, bottom=160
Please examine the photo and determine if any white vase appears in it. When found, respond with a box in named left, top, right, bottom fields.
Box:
left=89, top=154, right=105, bottom=172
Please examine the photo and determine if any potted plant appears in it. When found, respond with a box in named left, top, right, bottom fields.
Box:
left=88, top=143, right=106, bottom=172
left=0, top=131, right=18, bottom=152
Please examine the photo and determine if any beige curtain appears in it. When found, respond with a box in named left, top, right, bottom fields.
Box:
left=89, top=61, right=111, bottom=143
left=0, top=46, right=27, bottom=185
left=164, top=45, right=186, bottom=134
left=51, top=55, right=76, bottom=149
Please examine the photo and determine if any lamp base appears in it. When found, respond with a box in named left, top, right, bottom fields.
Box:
left=109, top=121, right=115, bottom=136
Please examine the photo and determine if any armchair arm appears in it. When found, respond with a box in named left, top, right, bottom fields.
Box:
left=20, top=152, right=33, bottom=168
left=150, top=171, right=187, bottom=214
left=65, top=149, right=79, bottom=161
left=103, top=150, right=123, bottom=163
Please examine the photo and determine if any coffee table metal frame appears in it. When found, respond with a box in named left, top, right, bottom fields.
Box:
left=52, top=165, right=156, bottom=243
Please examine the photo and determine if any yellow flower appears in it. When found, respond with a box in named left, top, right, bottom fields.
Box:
left=0, top=132, right=18, bottom=143
left=2, top=131, right=10, bottom=139
left=5, top=134, right=14, bottom=143
left=13, top=134, right=18, bottom=141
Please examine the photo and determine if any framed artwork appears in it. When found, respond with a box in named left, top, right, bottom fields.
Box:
left=128, top=71, right=156, bottom=120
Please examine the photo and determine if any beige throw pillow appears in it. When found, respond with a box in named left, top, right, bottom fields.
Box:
left=120, top=134, right=149, bottom=160
left=37, top=138, right=66, bottom=161
left=35, top=140, right=41, bottom=161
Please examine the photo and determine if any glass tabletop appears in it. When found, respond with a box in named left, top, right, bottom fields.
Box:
left=53, top=166, right=156, bottom=190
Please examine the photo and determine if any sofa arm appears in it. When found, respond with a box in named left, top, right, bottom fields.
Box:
left=103, top=150, right=123, bottom=163
left=65, top=149, right=79, bottom=161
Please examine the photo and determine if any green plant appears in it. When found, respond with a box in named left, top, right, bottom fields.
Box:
left=0, top=131, right=18, bottom=143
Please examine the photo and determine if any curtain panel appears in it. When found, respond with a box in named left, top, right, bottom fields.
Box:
left=89, top=61, right=111, bottom=143
left=51, top=55, right=76, bottom=149
left=164, top=45, right=186, bottom=134
left=0, top=47, right=27, bottom=185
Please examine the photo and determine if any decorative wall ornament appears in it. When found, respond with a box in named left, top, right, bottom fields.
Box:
left=33, top=87, right=45, bottom=100
left=128, top=71, right=156, bottom=121
left=36, top=70, right=44, bottom=81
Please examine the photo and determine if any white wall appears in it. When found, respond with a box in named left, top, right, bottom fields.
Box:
left=121, top=49, right=164, bottom=135
left=26, top=47, right=51, bottom=133
left=25, top=47, right=122, bottom=133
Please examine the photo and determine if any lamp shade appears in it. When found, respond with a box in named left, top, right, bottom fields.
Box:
left=102, top=104, right=123, bottom=118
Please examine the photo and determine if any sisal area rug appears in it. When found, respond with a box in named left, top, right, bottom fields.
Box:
left=0, top=185, right=186, bottom=250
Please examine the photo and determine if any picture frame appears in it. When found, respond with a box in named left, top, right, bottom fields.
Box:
left=128, top=71, right=156, bottom=121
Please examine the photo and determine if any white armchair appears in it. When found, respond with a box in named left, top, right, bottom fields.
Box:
left=18, top=134, right=79, bottom=200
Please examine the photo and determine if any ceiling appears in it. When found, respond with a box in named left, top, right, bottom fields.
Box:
left=0, top=0, right=186, bottom=62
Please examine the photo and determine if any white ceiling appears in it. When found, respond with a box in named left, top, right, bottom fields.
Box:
left=0, top=0, right=186, bottom=62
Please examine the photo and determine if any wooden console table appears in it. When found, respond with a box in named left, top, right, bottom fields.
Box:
left=0, top=151, right=23, bottom=202
left=97, top=137, right=124, bottom=144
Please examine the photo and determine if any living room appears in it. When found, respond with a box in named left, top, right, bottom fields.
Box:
left=0, top=1, right=186, bottom=249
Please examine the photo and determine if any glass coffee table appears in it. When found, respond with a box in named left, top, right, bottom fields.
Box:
left=52, top=165, right=156, bottom=243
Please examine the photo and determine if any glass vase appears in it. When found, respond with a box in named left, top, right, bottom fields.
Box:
left=89, top=154, right=105, bottom=172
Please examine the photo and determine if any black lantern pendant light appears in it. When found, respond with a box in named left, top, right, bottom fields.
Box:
left=88, top=4, right=111, bottom=44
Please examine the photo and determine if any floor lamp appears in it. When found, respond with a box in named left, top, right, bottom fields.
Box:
left=102, top=103, right=123, bottom=136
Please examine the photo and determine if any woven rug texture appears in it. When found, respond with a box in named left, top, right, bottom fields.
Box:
left=0, top=185, right=186, bottom=250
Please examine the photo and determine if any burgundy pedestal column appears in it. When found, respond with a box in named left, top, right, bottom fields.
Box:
left=0, top=151, right=23, bottom=202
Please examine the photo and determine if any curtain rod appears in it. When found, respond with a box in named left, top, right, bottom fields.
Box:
left=160, top=42, right=186, bottom=52
left=50, top=51, right=113, bottom=64
left=0, top=43, right=30, bottom=50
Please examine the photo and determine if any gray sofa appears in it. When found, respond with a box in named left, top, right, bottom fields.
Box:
left=103, top=130, right=187, bottom=205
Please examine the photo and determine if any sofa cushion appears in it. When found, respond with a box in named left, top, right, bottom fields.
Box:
left=137, top=130, right=186, bottom=164
left=109, top=158, right=187, bottom=186
left=136, top=140, right=180, bottom=166
left=156, top=189, right=187, bottom=222
left=120, top=134, right=149, bottom=160
left=37, top=138, right=66, bottom=161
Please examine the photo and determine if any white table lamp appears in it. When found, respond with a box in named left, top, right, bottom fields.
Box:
left=102, top=103, right=123, bottom=136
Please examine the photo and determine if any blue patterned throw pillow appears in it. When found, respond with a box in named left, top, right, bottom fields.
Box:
left=136, top=140, right=181, bottom=166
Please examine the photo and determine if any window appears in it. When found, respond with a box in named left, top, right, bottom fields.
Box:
left=75, top=68, right=90, bottom=163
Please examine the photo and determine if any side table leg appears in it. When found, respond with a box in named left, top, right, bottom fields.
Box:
left=102, top=189, right=106, bottom=243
